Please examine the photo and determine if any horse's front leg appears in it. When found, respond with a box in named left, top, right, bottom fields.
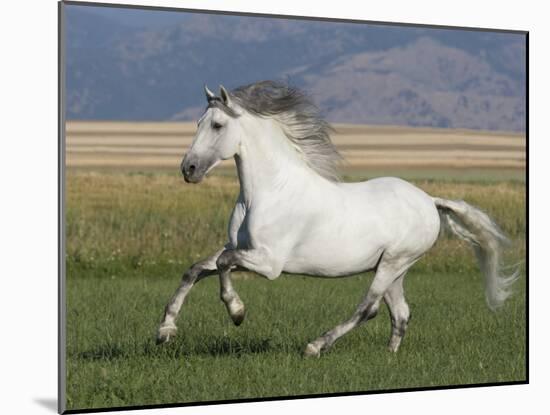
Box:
left=216, top=247, right=282, bottom=325
left=156, top=248, right=224, bottom=344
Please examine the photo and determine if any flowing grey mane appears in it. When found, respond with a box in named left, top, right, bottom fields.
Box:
left=212, top=81, right=343, bottom=182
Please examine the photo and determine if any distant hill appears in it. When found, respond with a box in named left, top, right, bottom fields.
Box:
left=65, top=6, right=526, bottom=131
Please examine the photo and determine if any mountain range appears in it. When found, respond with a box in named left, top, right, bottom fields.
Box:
left=65, top=5, right=526, bottom=131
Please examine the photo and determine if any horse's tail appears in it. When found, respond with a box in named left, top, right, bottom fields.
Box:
left=433, top=197, right=520, bottom=311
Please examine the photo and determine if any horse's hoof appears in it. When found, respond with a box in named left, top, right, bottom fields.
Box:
left=387, top=337, right=402, bottom=353
left=231, top=308, right=246, bottom=326
left=303, top=343, right=321, bottom=358
left=226, top=299, right=246, bottom=326
left=387, top=344, right=400, bottom=353
left=156, top=324, right=177, bottom=345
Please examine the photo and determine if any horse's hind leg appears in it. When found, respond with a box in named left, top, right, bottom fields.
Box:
left=304, top=260, right=409, bottom=357
left=384, top=273, right=410, bottom=352
left=156, top=249, right=222, bottom=344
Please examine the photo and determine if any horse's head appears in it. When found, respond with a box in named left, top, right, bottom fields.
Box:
left=181, top=85, right=244, bottom=183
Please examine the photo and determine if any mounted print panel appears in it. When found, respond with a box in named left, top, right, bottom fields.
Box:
left=59, top=1, right=527, bottom=413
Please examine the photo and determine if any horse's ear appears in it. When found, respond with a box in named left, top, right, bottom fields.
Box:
left=219, top=85, right=232, bottom=107
left=204, top=84, right=216, bottom=102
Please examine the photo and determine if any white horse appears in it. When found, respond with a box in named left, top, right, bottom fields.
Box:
left=157, top=81, right=519, bottom=357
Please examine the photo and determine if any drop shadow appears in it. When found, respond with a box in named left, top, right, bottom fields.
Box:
left=192, top=335, right=273, bottom=357
left=144, top=334, right=275, bottom=358
left=78, top=343, right=128, bottom=361
left=34, top=398, right=57, bottom=412
left=77, top=335, right=275, bottom=362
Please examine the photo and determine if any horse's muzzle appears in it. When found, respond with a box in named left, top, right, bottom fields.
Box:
left=181, top=155, right=202, bottom=183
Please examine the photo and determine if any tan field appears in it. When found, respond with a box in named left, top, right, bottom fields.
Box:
left=65, top=121, right=526, bottom=173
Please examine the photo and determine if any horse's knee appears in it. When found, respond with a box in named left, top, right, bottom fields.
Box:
left=216, top=250, right=235, bottom=270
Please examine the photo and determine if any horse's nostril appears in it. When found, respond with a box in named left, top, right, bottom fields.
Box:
left=189, top=164, right=196, bottom=174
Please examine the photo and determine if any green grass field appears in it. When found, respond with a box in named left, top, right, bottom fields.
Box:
left=65, top=171, right=526, bottom=411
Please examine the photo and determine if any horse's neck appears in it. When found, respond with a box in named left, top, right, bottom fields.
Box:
left=234, top=121, right=325, bottom=207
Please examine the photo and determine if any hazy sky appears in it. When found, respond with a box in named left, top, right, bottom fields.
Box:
left=65, top=4, right=526, bottom=130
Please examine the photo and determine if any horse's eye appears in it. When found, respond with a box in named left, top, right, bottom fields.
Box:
left=212, top=122, right=223, bottom=130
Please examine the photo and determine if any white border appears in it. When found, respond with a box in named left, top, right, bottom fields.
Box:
left=1, top=0, right=546, bottom=414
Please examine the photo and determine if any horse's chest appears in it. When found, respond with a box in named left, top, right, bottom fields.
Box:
left=230, top=206, right=288, bottom=250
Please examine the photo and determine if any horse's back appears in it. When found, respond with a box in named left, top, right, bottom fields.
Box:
left=341, top=176, right=436, bottom=215
left=341, top=176, right=429, bottom=200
